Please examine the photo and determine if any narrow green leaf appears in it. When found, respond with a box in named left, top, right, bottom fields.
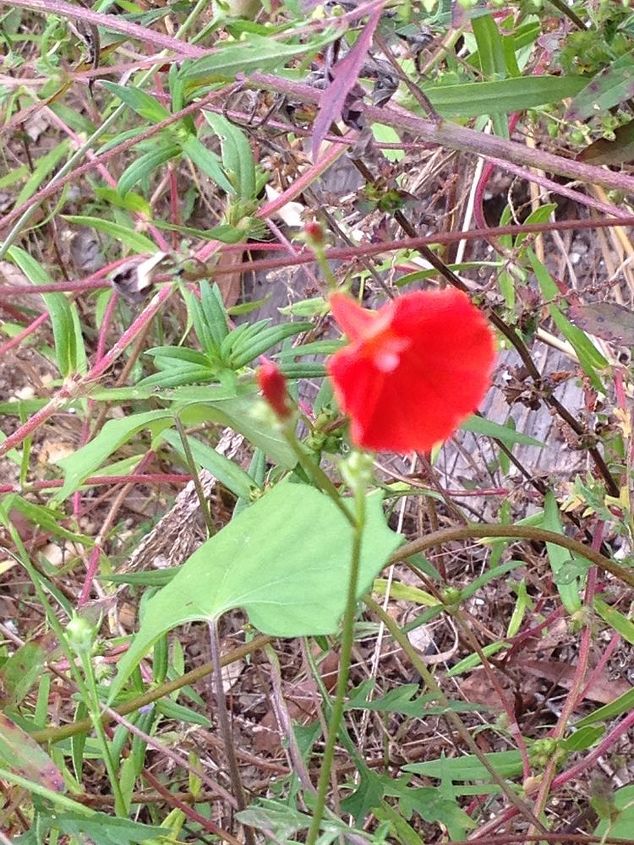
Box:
left=53, top=410, right=174, bottom=501
left=101, top=81, right=171, bottom=123
left=594, top=595, right=634, bottom=644
left=200, top=281, right=230, bottom=348
left=160, top=428, right=256, bottom=499
left=421, top=75, right=587, bottom=118
left=63, top=215, right=157, bottom=254
left=117, top=142, right=181, bottom=197
left=179, top=28, right=340, bottom=82
left=228, top=321, right=312, bottom=368
left=472, top=14, right=506, bottom=79
left=15, top=140, right=70, bottom=207
left=0, top=713, right=64, bottom=792
left=576, top=687, right=634, bottom=727
left=542, top=491, right=583, bottom=614
left=181, top=136, right=234, bottom=194
left=204, top=112, right=256, bottom=200
left=560, top=725, right=603, bottom=752
left=529, top=249, right=607, bottom=390
left=6, top=247, right=78, bottom=376
left=404, top=749, right=524, bottom=780
left=462, top=415, right=544, bottom=448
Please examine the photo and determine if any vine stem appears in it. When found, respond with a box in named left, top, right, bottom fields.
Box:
left=392, top=523, right=634, bottom=588
left=305, top=482, right=366, bottom=845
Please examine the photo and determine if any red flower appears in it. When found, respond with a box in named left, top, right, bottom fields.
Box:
left=327, top=289, right=496, bottom=453
left=257, top=358, right=292, bottom=420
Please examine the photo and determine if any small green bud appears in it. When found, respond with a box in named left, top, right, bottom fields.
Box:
left=66, top=614, right=96, bottom=656
left=441, top=586, right=462, bottom=608
left=340, top=450, right=374, bottom=493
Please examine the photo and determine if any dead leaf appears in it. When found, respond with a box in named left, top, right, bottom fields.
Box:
left=460, top=668, right=516, bottom=713
left=569, top=302, right=634, bottom=346
left=214, top=249, right=244, bottom=308
left=254, top=650, right=339, bottom=754
left=577, top=119, right=634, bottom=166
left=521, top=659, right=631, bottom=705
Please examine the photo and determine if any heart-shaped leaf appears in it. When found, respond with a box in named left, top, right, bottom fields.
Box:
left=109, top=483, right=401, bottom=701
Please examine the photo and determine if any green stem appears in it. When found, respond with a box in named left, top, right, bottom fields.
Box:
left=364, top=595, right=548, bottom=834
left=4, top=523, right=127, bottom=812
left=79, top=651, right=127, bottom=817
left=175, top=415, right=215, bottom=536
left=306, top=484, right=366, bottom=845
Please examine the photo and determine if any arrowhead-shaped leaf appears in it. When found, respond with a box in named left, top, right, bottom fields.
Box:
left=109, top=483, right=401, bottom=701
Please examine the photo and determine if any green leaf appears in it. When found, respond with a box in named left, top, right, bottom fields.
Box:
left=576, top=687, right=634, bottom=727
left=471, top=14, right=508, bottom=137
left=53, top=410, right=174, bottom=501
left=160, top=428, right=256, bottom=499
left=0, top=712, right=64, bottom=793
left=15, top=140, right=70, bottom=207
left=394, top=785, right=475, bottom=839
left=346, top=683, right=489, bottom=717
left=371, top=124, right=404, bottom=162
left=181, top=136, right=234, bottom=194
left=446, top=641, right=507, bottom=676
left=108, top=484, right=401, bottom=700
left=0, top=633, right=58, bottom=707
left=529, top=249, right=607, bottom=391
left=51, top=812, right=165, bottom=845
left=568, top=55, right=634, bottom=120
left=6, top=247, right=80, bottom=376
left=179, top=28, right=340, bottom=83
left=0, top=495, right=92, bottom=545
left=542, top=491, right=583, bottom=614
left=594, top=785, right=634, bottom=840
left=422, top=75, right=587, bottom=119
left=404, top=749, right=524, bottom=781
left=204, top=112, right=257, bottom=200
left=228, top=321, right=312, bottom=368
left=101, top=81, right=171, bottom=123
left=593, top=595, right=634, bottom=644
left=560, top=725, right=603, bottom=752
left=62, top=215, right=157, bottom=254
left=461, top=415, right=544, bottom=447
left=117, top=142, right=181, bottom=197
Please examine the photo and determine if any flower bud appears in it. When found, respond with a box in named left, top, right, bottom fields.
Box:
left=257, top=358, right=292, bottom=420
left=66, top=613, right=96, bottom=656
left=304, top=221, right=325, bottom=247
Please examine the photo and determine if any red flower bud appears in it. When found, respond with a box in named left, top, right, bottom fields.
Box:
left=327, top=289, right=496, bottom=453
left=257, top=358, right=292, bottom=419
left=304, top=221, right=325, bottom=246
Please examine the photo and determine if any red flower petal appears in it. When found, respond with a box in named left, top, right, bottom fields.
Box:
left=327, top=289, right=496, bottom=453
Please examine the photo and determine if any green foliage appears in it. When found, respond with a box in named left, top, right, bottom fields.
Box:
left=109, top=484, right=401, bottom=700
left=3, top=1, right=634, bottom=841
